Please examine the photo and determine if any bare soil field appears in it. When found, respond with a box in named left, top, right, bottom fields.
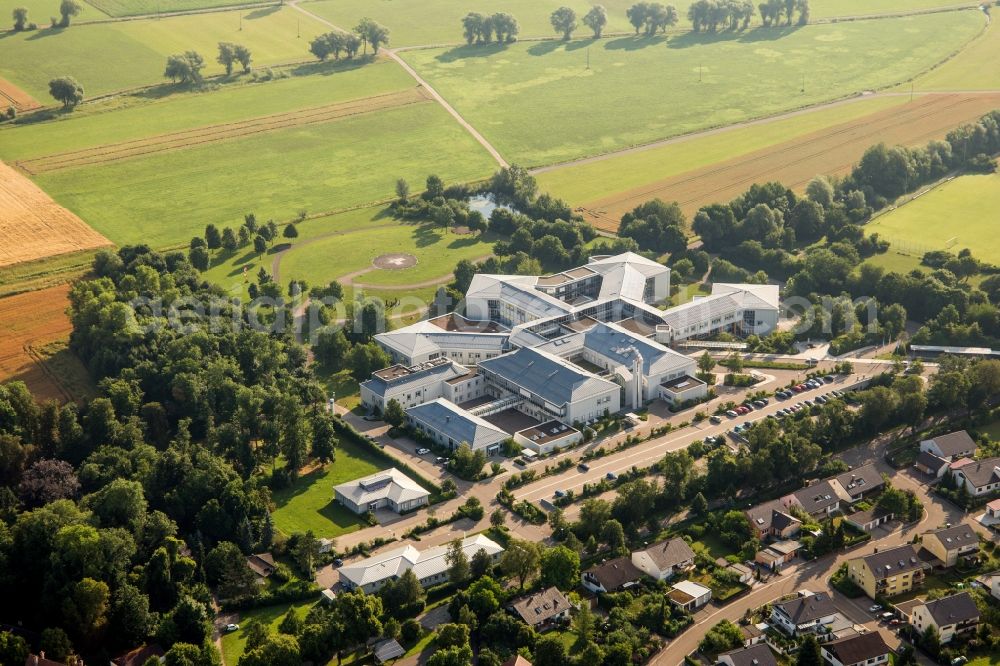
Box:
left=578, top=93, right=1000, bottom=231
left=17, top=87, right=432, bottom=175
left=0, top=283, right=88, bottom=402
left=0, top=160, right=112, bottom=268
left=0, top=76, right=41, bottom=112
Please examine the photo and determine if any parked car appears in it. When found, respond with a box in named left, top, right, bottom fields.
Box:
left=880, top=612, right=894, bottom=622
left=816, top=396, right=828, bottom=404
left=554, top=490, right=566, bottom=498
left=225, top=624, right=240, bottom=632
left=606, top=472, right=617, bottom=480
left=752, top=400, right=766, bottom=409
left=416, top=447, right=430, bottom=455
left=710, top=415, right=723, bottom=424
left=333, top=558, right=344, bottom=567
left=726, top=410, right=739, bottom=418
left=578, top=463, right=590, bottom=472
left=823, top=375, right=835, bottom=383
left=436, top=456, right=448, bottom=464
left=869, top=604, right=882, bottom=613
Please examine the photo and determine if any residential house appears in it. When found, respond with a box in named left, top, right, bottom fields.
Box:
left=920, top=523, right=979, bottom=567
left=756, top=540, right=801, bottom=571
left=246, top=552, right=276, bottom=578
left=334, top=468, right=430, bottom=515
left=740, top=624, right=764, bottom=647
left=785, top=479, right=852, bottom=518
left=667, top=580, right=712, bottom=611
left=746, top=499, right=801, bottom=540
left=910, top=592, right=980, bottom=644
left=581, top=556, right=644, bottom=593
left=950, top=456, right=1000, bottom=497
left=631, top=537, right=696, bottom=581
left=847, top=545, right=926, bottom=599
left=844, top=508, right=894, bottom=533
left=339, top=534, right=503, bottom=593
left=920, top=431, right=977, bottom=461
left=717, top=644, right=778, bottom=666
left=977, top=498, right=1000, bottom=530
left=820, top=631, right=891, bottom=666
left=915, top=451, right=950, bottom=478
left=770, top=592, right=841, bottom=637
left=835, top=464, right=885, bottom=503
left=508, top=586, right=571, bottom=631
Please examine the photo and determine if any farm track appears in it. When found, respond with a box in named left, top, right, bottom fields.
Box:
left=0, top=283, right=75, bottom=401
left=577, top=92, right=1000, bottom=231
left=17, top=87, right=432, bottom=175
left=0, top=160, right=112, bottom=268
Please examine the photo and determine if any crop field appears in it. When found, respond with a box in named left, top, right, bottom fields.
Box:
left=0, top=5, right=328, bottom=99
left=402, top=11, right=984, bottom=166
left=557, top=92, right=1000, bottom=230
left=0, top=77, right=41, bottom=113
left=913, top=13, right=1000, bottom=91
left=0, top=159, right=112, bottom=267
left=0, top=283, right=88, bottom=402
left=302, top=0, right=978, bottom=47
left=86, top=0, right=275, bottom=16
left=866, top=172, right=1000, bottom=264
left=32, top=101, right=497, bottom=248
left=0, top=60, right=414, bottom=162
left=17, top=87, right=432, bottom=174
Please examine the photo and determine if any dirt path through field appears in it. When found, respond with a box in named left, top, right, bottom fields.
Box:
left=0, top=283, right=76, bottom=400
left=17, top=88, right=432, bottom=175
left=287, top=0, right=509, bottom=169
left=0, top=160, right=112, bottom=268
left=575, top=92, right=1000, bottom=231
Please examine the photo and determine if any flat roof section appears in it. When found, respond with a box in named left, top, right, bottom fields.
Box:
left=428, top=313, right=506, bottom=333
left=373, top=364, right=413, bottom=381
left=517, top=420, right=579, bottom=447
left=483, top=408, right=541, bottom=434
left=661, top=374, right=706, bottom=390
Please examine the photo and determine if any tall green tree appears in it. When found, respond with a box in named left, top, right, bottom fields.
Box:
left=582, top=5, right=608, bottom=37
left=550, top=7, right=577, bottom=40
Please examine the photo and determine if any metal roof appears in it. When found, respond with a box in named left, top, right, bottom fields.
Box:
left=478, top=346, right=619, bottom=407
left=406, top=398, right=509, bottom=450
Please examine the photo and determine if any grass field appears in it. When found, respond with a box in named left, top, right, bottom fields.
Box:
left=87, top=0, right=276, bottom=16
left=32, top=102, right=497, bottom=248
left=0, top=5, right=328, bottom=99
left=269, top=438, right=386, bottom=537
left=863, top=250, right=922, bottom=275
left=220, top=601, right=313, bottom=665
left=535, top=95, right=905, bottom=205
left=302, top=0, right=979, bottom=47
left=0, top=60, right=414, bottom=162
left=913, top=10, right=1000, bottom=90
left=402, top=12, right=984, bottom=166
left=866, top=173, right=1000, bottom=264
left=0, top=0, right=108, bottom=24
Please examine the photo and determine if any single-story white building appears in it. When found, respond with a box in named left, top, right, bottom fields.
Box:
left=334, top=468, right=430, bottom=515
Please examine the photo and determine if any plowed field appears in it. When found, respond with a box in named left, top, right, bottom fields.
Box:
left=17, top=87, right=432, bottom=175
left=0, top=284, right=79, bottom=401
left=0, top=160, right=112, bottom=267
left=0, top=76, right=40, bottom=112
left=574, top=92, right=1000, bottom=231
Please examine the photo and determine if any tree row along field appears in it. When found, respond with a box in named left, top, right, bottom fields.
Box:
left=303, top=0, right=983, bottom=47
left=0, top=5, right=330, bottom=99
left=401, top=11, right=984, bottom=166
left=565, top=92, right=1000, bottom=230
left=16, top=87, right=432, bottom=175
left=0, top=159, right=112, bottom=267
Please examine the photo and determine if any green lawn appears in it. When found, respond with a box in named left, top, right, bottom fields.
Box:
left=535, top=95, right=905, bottom=206
left=87, top=0, right=276, bottom=16
left=866, top=173, right=1000, bottom=264
left=0, top=5, right=328, bottom=99
left=863, top=250, right=923, bottom=275
left=913, top=12, right=1000, bottom=90
left=401, top=12, right=984, bottom=166
left=220, top=601, right=314, bottom=665
left=269, top=438, right=386, bottom=537
left=302, top=0, right=979, bottom=47
left=33, top=102, right=497, bottom=248
left=0, top=60, right=415, bottom=162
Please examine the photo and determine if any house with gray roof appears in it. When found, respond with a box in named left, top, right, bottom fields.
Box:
left=334, top=468, right=429, bottom=515
left=406, top=398, right=509, bottom=454
left=746, top=499, right=801, bottom=540
left=718, top=644, right=777, bottom=666
left=920, top=430, right=977, bottom=461
left=915, top=450, right=950, bottom=478
left=785, top=479, right=852, bottom=518
left=631, top=537, right=695, bottom=581
left=508, top=586, right=571, bottom=630
left=910, top=592, right=979, bottom=643
left=770, top=591, right=841, bottom=636
left=582, top=556, right=645, bottom=593
left=834, top=464, right=885, bottom=502
left=921, top=523, right=979, bottom=567
left=821, top=631, right=891, bottom=666
left=950, top=455, right=1000, bottom=496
